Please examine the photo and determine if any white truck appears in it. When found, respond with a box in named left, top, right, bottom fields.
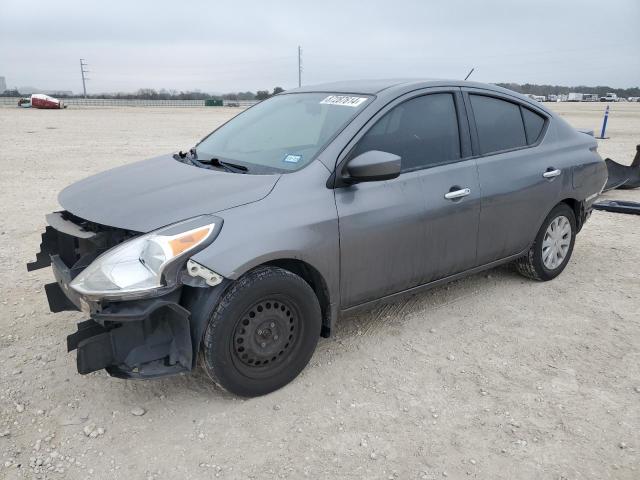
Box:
left=600, top=92, right=618, bottom=102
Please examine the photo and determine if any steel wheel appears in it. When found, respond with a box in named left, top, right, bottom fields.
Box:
left=231, top=296, right=301, bottom=377
left=541, top=215, right=571, bottom=270
left=202, top=266, right=321, bottom=397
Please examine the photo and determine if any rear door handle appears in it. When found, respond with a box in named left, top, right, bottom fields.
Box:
left=444, top=188, right=471, bottom=200
left=543, top=168, right=562, bottom=179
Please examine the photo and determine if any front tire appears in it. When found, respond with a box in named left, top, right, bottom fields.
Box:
left=202, top=266, right=321, bottom=397
left=515, top=203, right=577, bottom=281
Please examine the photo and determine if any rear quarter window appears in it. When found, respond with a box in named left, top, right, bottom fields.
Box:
left=521, top=107, right=546, bottom=144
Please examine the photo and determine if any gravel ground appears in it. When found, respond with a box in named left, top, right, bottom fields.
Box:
left=0, top=102, right=638, bottom=480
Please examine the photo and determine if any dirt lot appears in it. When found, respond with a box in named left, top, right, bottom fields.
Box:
left=1, top=101, right=638, bottom=480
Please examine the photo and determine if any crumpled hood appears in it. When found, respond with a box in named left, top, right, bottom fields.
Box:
left=59, top=154, right=280, bottom=232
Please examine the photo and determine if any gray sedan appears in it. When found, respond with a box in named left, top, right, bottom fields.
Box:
left=29, top=79, right=607, bottom=396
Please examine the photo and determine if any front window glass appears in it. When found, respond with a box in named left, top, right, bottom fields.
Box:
left=351, top=93, right=461, bottom=172
left=196, top=93, right=371, bottom=173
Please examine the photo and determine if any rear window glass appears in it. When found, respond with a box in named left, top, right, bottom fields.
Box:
left=470, top=95, right=527, bottom=154
left=521, top=107, right=546, bottom=144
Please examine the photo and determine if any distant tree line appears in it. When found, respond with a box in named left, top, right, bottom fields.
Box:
left=7, top=83, right=637, bottom=100
left=497, top=83, right=640, bottom=98
left=0, top=86, right=286, bottom=100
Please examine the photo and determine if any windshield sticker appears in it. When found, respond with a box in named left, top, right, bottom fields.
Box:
left=283, top=154, right=302, bottom=163
left=320, top=95, right=367, bottom=107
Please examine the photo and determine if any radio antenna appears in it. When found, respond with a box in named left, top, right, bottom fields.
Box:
left=464, top=68, right=475, bottom=81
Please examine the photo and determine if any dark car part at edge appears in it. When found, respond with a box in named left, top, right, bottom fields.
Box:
left=603, top=145, right=640, bottom=192
left=593, top=200, right=640, bottom=215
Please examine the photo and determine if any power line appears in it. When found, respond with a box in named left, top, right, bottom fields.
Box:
left=80, top=59, right=89, bottom=98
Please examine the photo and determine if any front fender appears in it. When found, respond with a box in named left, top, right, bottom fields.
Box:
left=190, top=160, right=340, bottom=320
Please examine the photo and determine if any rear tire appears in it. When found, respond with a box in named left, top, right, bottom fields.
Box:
left=515, top=203, right=576, bottom=281
left=202, top=266, right=321, bottom=397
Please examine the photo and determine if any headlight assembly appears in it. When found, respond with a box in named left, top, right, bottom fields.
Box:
left=70, top=215, right=222, bottom=300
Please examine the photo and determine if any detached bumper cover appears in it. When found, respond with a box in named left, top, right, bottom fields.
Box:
left=603, top=146, right=640, bottom=192
left=603, top=159, right=640, bottom=191
left=593, top=200, right=640, bottom=215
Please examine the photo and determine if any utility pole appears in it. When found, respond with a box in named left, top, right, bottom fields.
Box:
left=79, top=59, right=89, bottom=98
left=297, top=46, right=302, bottom=87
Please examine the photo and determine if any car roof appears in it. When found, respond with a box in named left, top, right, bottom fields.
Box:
left=290, top=78, right=517, bottom=94
left=287, top=79, right=552, bottom=114
left=290, top=79, right=421, bottom=94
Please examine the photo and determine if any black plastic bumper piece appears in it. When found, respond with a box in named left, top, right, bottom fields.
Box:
left=47, top=255, right=84, bottom=311
left=593, top=200, right=640, bottom=215
left=77, top=331, right=115, bottom=375
left=603, top=146, right=640, bottom=192
left=27, top=226, right=57, bottom=271
left=45, top=282, right=80, bottom=313
left=67, top=319, right=108, bottom=351
left=67, top=296, right=194, bottom=377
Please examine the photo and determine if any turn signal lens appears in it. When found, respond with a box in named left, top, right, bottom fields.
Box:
left=168, top=227, right=211, bottom=256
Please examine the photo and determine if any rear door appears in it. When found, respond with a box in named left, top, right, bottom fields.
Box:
left=335, top=89, right=480, bottom=308
left=463, top=89, right=564, bottom=265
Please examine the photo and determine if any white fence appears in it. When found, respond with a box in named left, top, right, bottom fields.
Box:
left=0, top=97, right=258, bottom=108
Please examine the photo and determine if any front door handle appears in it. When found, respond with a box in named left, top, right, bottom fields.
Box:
left=444, top=188, right=471, bottom=200
left=543, top=168, right=562, bottom=179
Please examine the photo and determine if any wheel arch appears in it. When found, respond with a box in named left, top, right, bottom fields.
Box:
left=558, top=198, right=585, bottom=232
left=260, top=259, right=333, bottom=338
left=530, top=198, right=583, bottom=251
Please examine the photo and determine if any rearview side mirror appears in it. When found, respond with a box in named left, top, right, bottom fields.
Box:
left=346, top=150, right=401, bottom=183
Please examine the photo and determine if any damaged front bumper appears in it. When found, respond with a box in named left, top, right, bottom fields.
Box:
left=67, top=292, right=192, bottom=378
left=28, top=212, right=227, bottom=379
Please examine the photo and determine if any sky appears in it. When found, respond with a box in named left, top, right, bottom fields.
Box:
left=1, top=0, right=639, bottom=94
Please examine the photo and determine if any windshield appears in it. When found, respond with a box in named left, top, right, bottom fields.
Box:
left=196, top=93, right=371, bottom=172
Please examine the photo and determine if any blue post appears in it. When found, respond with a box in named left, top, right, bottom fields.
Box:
left=598, top=105, right=610, bottom=139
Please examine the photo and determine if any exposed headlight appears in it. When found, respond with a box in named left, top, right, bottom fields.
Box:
left=70, top=216, right=222, bottom=300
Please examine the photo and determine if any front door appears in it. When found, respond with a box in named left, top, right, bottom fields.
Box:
left=335, top=90, right=480, bottom=308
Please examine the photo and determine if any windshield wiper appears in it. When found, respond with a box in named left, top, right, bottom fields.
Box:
left=208, top=158, right=248, bottom=173
left=175, top=148, right=248, bottom=173
left=191, top=147, right=248, bottom=173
